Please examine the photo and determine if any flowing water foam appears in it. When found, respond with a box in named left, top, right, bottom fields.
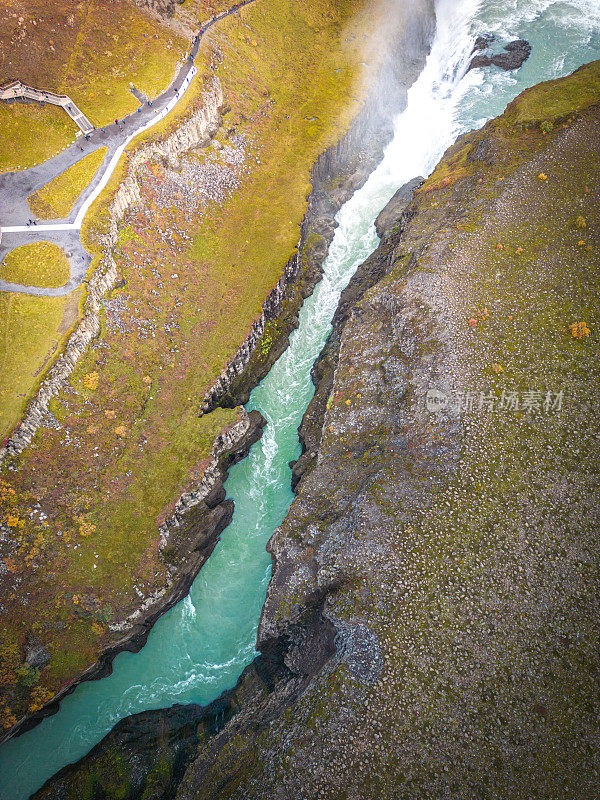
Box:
left=2, top=0, right=600, bottom=796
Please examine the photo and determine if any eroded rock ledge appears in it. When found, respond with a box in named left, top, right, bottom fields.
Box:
left=198, top=3, right=436, bottom=414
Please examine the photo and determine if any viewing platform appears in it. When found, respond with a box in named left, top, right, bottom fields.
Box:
left=0, top=80, right=94, bottom=135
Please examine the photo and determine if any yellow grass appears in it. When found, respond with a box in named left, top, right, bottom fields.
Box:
left=28, top=147, right=108, bottom=219
left=0, top=242, right=71, bottom=288
left=0, top=288, right=83, bottom=439
left=0, top=104, right=76, bottom=173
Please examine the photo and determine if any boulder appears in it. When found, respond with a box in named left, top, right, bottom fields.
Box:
left=25, top=642, right=51, bottom=670
left=472, top=34, right=495, bottom=51
left=374, top=176, right=424, bottom=239
left=468, top=39, right=532, bottom=72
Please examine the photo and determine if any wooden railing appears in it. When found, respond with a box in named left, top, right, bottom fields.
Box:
left=0, top=80, right=94, bottom=134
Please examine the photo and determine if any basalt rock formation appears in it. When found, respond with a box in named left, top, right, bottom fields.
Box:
left=7, top=407, right=266, bottom=744
left=133, top=0, right=183, bottom=20
left=35, top=56, right=600, bottom=800
left=198, top=2, right=436, bottom=414
left=2, top=0, right=437, bottom=752
left=175, top=61, right=600, bottom=799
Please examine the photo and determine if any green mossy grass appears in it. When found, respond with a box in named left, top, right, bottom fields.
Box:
left=0, top=242, right=71, bottom=287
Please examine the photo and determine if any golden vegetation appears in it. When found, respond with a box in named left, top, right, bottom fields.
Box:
left=28, top=147, right=108, bottom=219
left=0, top=242, right=71, bottom=287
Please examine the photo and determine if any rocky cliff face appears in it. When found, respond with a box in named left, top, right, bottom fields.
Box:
left=32, top=46, right=600, bottom=800
left=199, top=3, right=436, bottom=415
left=174, top=62, right=600, bottom=799
left=31, top=3, right=438, bottom=796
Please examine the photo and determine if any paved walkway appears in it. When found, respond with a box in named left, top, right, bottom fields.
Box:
left=0, top=0, right=257, bottom=296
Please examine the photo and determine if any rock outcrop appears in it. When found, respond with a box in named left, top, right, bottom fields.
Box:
left=469, top=38, right=532, bottom=71
left=132, top=0, right=183, bottom=21
left=7, top=407, right=266, bottom=744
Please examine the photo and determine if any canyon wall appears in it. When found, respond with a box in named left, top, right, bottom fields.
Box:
left=30, top=1, right=439, bottom=794
left=175, top=63, right=600, bottom=800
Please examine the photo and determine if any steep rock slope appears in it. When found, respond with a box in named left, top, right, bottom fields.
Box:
left=1, top=0, right=437, bottom=741
left=175, top=62, right=600, bottom=799
left=24, top=4, right=436, bottom=795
